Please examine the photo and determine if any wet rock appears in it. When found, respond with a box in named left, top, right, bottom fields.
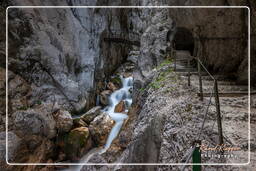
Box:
left=107, top=82, right=118, bottom=91
left=73, top=118, right=88, bottom=128
left=54, top=109, right=73, bottom=133
left=123, top=72, right=133, bottom=78
left=65, top=127, right=92, bottom=161
left=13, top=103, right=57, bottom=139
left=89, top=113, right=115, bottom=146
left=114, top=100, right=126, bottom=113
left=110, top=76, right=122, bottom=89
left=80, top=153, right=108, bottom=171
left=81, top=106, right=102, bottom=124
left=0, top=131, right=21, bottom=162
left=100, top=90, right=112, bottom=106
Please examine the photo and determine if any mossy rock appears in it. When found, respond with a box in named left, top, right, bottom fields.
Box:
left=64, top=127, right=91, bottom=160
left=68, top=127, right=89, bottom=146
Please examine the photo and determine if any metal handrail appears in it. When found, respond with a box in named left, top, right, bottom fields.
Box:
left=170, top=48, right=224, bottom=169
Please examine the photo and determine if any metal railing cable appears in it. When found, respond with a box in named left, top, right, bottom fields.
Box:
left=170, top=48, right=224, bottom=170
left=196, top=58, right=215, bottom=81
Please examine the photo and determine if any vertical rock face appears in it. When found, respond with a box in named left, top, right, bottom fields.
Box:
left=6, top=0, right=131, bottom=112
left=1, top=0, right=133, bottom=167
left=167, top=7, right=249, bottom=83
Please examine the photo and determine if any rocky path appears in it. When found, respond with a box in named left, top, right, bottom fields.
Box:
left=174, top=50, right=256, bottom=170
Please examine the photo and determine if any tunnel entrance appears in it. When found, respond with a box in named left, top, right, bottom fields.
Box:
left=172, top=27, right=194, bottom=55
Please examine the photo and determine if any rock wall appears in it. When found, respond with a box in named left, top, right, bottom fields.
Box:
left=6, top=0, right=132, bottom=113
left=0, top=0, right=134, bottom=168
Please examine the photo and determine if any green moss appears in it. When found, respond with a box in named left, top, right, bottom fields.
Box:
left=157, top=59, right=173, bottom=69
left=139, top=87, right=146, bottom=92
left=17, top=106, right=29, bottom=110
left=110, top=76, right=122, bottom=87
left=149, top=62, right=174, bottom=90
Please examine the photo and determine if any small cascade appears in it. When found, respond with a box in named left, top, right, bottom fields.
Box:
left=64, top=76, right=133, bottom=171
left=101, top=76, right=133, bottom=152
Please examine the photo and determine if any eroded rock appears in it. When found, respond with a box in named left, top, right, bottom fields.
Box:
left=65, top=127, right=92, bottom=161
left=114, top=101, right=126, bottom=113
left=13, top=104, right=56, bottom=139
left=81, top=106, right=102, bottom=124
left=89, top=113, right=115, bottom=146
left=54, top=109, right=73, bottom=133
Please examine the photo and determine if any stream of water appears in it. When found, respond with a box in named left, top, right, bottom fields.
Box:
left=65, top=76, right=133, bottom=171
left=101, top=76, right=132, bottom=152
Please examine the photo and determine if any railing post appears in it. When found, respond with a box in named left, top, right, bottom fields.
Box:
left=214, top=80, right=224, bottom=146
left=197, top=59, right=203, bottom=100
left=188, top=57, right=191, bottom=86
left=174, top=50, right=176, bottom=71
left=192, top=140, right=201, bottom=171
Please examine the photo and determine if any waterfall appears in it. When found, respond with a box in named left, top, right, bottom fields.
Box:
left=64, top=76, right=133, bottom=171
left=101, top=76, right=132, bottom=152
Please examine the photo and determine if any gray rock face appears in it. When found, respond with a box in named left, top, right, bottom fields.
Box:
left=6, top=0, right=131, bottom=112
left=132, top=8, right=175, bottom=103
left=13, top=104, right=56, bottom=138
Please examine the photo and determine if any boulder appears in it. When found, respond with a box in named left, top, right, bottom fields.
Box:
left=81, top=106, right=102, bottom=124
left=114, top=101, right=126, bottom=113
left=13, top=103, right=56, bottom=139
left=89, top=114, right=115, bottom=146
left=73, top=118, right=88, bottom=128
left=107, top=82, right=118, bottom=91
left=65, top=127, right=92, bottom=161
left=100, top=90, right=112, bottom=106
left=54, top=109, right=73, bottom=133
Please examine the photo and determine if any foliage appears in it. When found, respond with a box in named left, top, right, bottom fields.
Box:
left=149, top=59, right=174, bottom=90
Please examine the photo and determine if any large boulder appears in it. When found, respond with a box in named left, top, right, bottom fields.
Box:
left=114, top=100, right=126, bottom=113
left=65, top=127, right=92, bottom=161
left=89, top=113, right=115, bottom=146
left=81, top=106, right=102, bottom=124
left=13, top=104, right=57, bottom=139
left=107, top=82, right=118, bottom=91
left=54, top=109, right=73, bottom=133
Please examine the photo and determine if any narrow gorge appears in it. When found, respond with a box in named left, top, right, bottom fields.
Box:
left=0, top=0, right=256, bottom=171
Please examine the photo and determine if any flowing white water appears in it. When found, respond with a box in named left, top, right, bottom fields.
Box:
left=64, top=76, right=133, bottom=171
left=101, top=76, right=132, bottom=152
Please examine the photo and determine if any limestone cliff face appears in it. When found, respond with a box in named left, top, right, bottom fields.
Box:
left=6, top=0, right=131, bottom=113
